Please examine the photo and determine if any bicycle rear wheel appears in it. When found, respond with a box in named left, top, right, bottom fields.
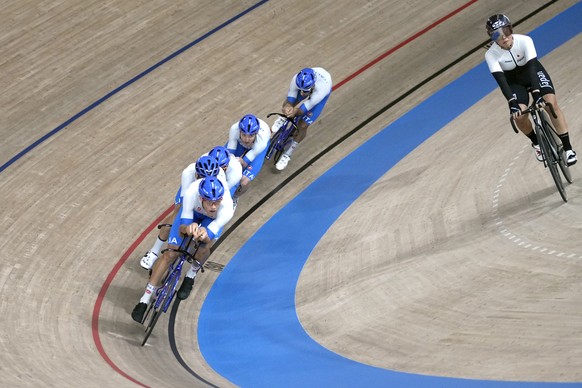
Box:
left=537, top=124, right=567, bottom=202
left=541, top=110, right=572, bottom=184
left=141, top=291, right=169, bottom=346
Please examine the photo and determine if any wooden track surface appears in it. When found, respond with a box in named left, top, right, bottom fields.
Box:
left=0, top=1, right=579, bottom=386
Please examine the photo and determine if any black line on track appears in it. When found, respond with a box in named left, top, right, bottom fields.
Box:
left=167, top=299, right=220, bottom=388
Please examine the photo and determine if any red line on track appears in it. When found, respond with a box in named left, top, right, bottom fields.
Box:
left=91, top=0, right=478, bottom=385
left=91, top=206, right=174, bottom=387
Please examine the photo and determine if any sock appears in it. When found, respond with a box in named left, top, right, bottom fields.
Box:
left=285, top=140, right=299, bottom=157
left=151, top=236, right=166, bottom=256
left=526, top=130, right=538, bottom=145
left=139, top=283, right=157, bottom=304
left=558, top=133, right=572, bottom=151
left=185, top=262, right=201, bottom=279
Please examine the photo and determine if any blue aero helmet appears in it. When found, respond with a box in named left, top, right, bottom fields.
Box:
left=199, top=176, right=225, bottom=201
left=208, top=145, right=230, bottom=168
left=295, top=68, right=315, bottom=91
left=238, top=114, right=260, bottom=135
left=486, top=14, right=512, bottom=41
left=195, top=155, right=220, bottom=178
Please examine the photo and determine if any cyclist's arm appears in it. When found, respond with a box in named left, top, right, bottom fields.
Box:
left=491, top=71, right=514, bottom=101
left=525, top=58, right=541, bottom=94
left=179, top=163, right=197, bottom=199
left=179, top=180, right=199, bottom=226
left=205, top=196, right=234, bottom=241
left=519, top=35, right=542, bottom=95
left=486, top=49, right=515, bottom=102
left=226, top=123, right=239, bottom=153
left=300, top=71, right=332, bottom=112
left=226, top=158, right=243, bottom=189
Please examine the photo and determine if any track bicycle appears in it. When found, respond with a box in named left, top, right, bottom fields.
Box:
left=510, top=101, right=572, bottom=202
left=264, top=112, right=298, bottom=165
left=140, top=235, right=203, bottom=346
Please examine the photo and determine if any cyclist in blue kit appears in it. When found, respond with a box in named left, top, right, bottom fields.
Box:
left=271, top=67, right=332, bottom=171
left=226, top=114, right=271, bottom=207
left=484, top=14, right=576, bottom=165
left=132, top=176, right=233, bottom=323
left=139, top=153, right=232, bottom=270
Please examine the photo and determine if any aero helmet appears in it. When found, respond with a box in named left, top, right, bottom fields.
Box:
left=486, top=14, right=512, bottom=40
left=195, top=155, right=220, bottom=178
left=295, top=68, right=315, bottom=91
left=238, top=114, right=260, bottom=135
left=208, top=145, right=230, bottom=168
left=198, top=176, right=225, bottom=201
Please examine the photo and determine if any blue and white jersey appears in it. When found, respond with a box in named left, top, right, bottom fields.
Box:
left=287, top=67, right=332, bottom=113
left=180, top=178, right=234, bottom=241
left=226, top=117, right=270, bottom=166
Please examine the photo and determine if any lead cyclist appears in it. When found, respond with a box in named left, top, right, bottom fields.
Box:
left=271, top=67, right=333, bottom=171
left=484, top=14, right=576, bottom=166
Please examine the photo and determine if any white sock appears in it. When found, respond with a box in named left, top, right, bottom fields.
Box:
left=285, top=140, right=298, bottom=157
left=185, top=262, right=201, bottom=279
left=139, top=283, right=157, bottom=304
left=151, top=236, right=165, bottom=256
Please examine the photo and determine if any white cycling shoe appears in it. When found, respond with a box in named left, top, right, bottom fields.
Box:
left=532, top=144, right=543, bottom=162
left=566, top=149, right=577, bottom=166
left=275, top=154, right=291, bottom=171
left=140, top=251, right=158, bottom=270
left=271, top=117, right=286, bottom=134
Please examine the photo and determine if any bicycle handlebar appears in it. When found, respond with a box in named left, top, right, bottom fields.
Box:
left=509, top=102, right=557, bottom=133
left=266, top=112, right=290, bottom=119
left=266, top=112, right=298, bottom=131
left=160, top=235, right=204, bottom=272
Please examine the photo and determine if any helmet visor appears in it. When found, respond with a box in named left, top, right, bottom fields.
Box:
left=491, top=26, right=512, bottom=42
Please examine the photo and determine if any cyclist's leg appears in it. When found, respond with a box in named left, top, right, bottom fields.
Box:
left=142, top=222, right=183, bottom=296
left=133, top=248, right=180, bottom=322
left=542, top=92, right=573, bottom=146
left=235, top=146, right=268, bottom=198
left=535, top=65, right=575, bottom=163
left=535, top=64, right=569, bottom=135
left=140, top=190, right=181, bottom=269
left=510, top=85, right=534, bottom=135
left=288, top=93, right=330, bottom=152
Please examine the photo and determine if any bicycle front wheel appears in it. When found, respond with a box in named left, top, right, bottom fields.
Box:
left=141, top=287, right=172, bottom=346
left=541, top=110, right=573, bottom=184
left=266, top=130, right=286, bottom=164
left=141, top=269, right=180, bottom=346
left=538, top=124, right=567, bottom=202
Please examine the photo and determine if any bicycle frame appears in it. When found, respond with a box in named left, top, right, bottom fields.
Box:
left=510, top=102, right=572, bottom=202
left=141, top=236, right=201, bottom=345
left=265, top=112, right=298, bottom=164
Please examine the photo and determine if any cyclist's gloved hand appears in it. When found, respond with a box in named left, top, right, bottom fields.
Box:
left=531, top=89, right=545, bottom=107
left=508, top=98, right=521, bottom=119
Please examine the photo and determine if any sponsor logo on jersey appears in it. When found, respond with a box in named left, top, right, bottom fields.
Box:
left=537, top=71, right=553, bottom=90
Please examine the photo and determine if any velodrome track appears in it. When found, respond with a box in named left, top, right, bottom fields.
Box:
left=1, top=1, right=580, bottom=387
